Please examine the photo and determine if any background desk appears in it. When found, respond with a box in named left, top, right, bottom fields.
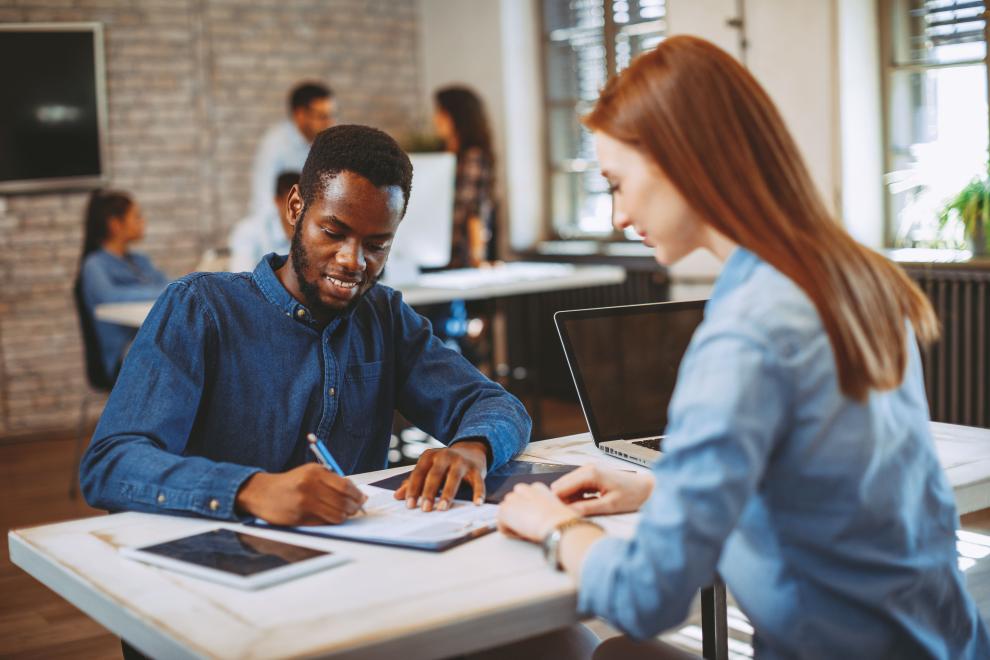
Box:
left=933, top=421, right=990, bottom=515
left=93, top=262, right=626, bottom=328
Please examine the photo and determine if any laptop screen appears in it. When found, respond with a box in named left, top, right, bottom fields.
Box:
left=555, top=300, right=706, bottom=444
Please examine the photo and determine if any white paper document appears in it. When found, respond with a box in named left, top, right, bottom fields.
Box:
left=254, top=486, right=499, bottom=550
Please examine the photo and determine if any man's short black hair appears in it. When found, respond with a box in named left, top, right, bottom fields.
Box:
left=289, top=82, right=333, bottom=112
left=299, top=124, right=413, bottom=215
left=274, top=171, right=300, bottom=198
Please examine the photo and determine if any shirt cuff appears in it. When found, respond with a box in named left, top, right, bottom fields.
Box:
left=455, top=415, right=529, bottom=470
left=577, top=535, right=629, bottom=619
left=194, top=463, right=264, bottom=521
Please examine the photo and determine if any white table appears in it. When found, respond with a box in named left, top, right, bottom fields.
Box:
left=11, top=424, right=990, bottom=659
left=93, top=262, right=626, bottom=328
left=8, top=436, right=640, bottom=660
left=932, top=421, right=990, bottom=515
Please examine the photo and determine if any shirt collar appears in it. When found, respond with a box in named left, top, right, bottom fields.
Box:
left=252, top=253, right=350, bottom=327
left=709, top=246, right=760, bottom=303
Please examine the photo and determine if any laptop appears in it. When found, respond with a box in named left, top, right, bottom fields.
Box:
left=554, top=300, right=706, bottom=467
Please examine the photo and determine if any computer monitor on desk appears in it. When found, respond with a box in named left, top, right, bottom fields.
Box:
left=383, top=153, right=456, bottom=286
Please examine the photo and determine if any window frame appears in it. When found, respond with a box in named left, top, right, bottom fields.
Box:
left=878, top=0, right=990, bottom=247
left=538, top=0, right=666, bottom=243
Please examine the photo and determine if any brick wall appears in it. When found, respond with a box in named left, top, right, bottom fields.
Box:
left=0, top=0, right=421, bottom=438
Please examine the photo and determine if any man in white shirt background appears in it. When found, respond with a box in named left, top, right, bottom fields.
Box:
left=227, top=171, right=300, bottom=273
left=229, top=82, right=334, bottom=272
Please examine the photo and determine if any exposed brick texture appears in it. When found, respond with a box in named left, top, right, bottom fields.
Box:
left=0, top=0, right=421, bottom=437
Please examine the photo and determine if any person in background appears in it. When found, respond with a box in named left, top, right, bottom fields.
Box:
left=247, top=82, right=334, bottom=256
left=228, top=171, right=299, bottom=273
left=78, top=190, right=169, bottom=380
left=433, top=85, right=496, bottom=268
left=428, top=86, right=498, bottom=368
left=496, top=36, right=990, bottom=659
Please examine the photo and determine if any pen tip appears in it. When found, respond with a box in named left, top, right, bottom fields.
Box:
left=306, top=433, right=318, bottom=443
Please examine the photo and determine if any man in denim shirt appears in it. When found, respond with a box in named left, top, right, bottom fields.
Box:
left=80, top=125, right=531, bottom=525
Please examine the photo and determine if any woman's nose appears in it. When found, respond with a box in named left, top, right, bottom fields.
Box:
left=613, top=209, right=631, bottom=232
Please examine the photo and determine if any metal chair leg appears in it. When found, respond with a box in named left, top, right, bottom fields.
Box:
left=69, top=392, right=92, bottom=500
left=701, top=579, right=728, bottom=660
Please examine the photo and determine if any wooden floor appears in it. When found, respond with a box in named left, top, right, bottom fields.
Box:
left=3, top=409, right=990, bottom=658
left=0, top=430, right=120, bottom=659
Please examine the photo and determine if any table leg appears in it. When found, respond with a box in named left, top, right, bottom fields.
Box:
left=700, top=580, right=728, bottom=660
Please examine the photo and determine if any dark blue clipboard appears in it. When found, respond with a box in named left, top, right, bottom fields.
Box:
left=369, top=459, right=579, bottom=504
left=246, top=519, right=494, bottom=552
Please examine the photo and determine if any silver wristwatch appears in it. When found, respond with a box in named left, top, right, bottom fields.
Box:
left=542, top=517, right=604, bottom=571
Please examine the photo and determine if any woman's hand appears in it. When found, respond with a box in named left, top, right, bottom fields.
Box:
left=497, top=482, right=580, bottom=543
left=551, top=464, right=654, bottom=516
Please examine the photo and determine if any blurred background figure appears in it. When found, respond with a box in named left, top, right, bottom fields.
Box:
left=228, top=171, right=300, bottom=273
left=247, top=81, right=334, bottom=252
left=433, top=85, right=497, bottom=267
left=77, top=190, right=169, bottom=380
left=425, top=86, right=499, bottom=370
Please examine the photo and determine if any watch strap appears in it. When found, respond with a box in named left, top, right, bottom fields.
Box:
left=542, top=517, right=604, bottom=571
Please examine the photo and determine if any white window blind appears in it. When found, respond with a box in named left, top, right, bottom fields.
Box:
left=884, top=0, right=989, bottom=247
left=542, top=0, right=666, bottom=238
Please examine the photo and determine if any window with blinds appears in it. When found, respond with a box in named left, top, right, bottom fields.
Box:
left=883, top=0, right=989, bottom=247
left=542, top=0, right=666, bottom=238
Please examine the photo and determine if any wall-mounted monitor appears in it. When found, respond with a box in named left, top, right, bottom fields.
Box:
left=0, top=23, right=108, bottom=194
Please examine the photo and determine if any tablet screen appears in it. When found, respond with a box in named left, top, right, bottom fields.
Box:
left=136, top=529, right=329, bottom=577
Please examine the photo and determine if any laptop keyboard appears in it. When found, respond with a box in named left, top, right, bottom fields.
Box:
left=632, top=437, right=662, bottom=452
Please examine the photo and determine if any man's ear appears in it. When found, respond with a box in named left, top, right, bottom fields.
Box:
left=286, top=184, right=304, bottom=228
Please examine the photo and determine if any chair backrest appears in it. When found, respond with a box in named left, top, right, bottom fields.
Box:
left=73, top=278, right=116, bottom=391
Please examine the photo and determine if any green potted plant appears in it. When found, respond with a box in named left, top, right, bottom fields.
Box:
left=939, top=175, right=990, bottom=257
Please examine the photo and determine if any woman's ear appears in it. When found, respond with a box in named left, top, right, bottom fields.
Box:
left=105, top=214, right=124, bottom=238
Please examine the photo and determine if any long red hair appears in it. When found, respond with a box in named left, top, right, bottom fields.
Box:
left=584, top=36, right=938, bottom=401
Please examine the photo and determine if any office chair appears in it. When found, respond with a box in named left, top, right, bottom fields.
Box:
left=70, top=278, right=116, bottom=499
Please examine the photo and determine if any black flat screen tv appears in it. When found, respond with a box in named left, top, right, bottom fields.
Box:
left=0, top=23, right=108, bottom=194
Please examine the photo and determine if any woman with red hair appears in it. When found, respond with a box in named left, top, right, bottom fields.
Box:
left=498, top=36, right=988, bottom=658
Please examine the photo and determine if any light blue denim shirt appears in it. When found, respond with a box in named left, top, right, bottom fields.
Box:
left=80, top=249, right=168, bottom=378
left=579, top=248, right=989, bottom=658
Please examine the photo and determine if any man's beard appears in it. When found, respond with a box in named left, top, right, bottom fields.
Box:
left=290, top=210, right=381, bottom=316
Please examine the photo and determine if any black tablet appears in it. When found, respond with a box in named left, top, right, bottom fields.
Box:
left=120, top=528, right=348, bottom=590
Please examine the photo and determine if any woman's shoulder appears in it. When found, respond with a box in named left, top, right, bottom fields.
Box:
left=81, top=249, right=115, bottom=271
left=703, top=259, right=825, bottom=356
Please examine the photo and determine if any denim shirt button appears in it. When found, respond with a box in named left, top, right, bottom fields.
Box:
left=328, top=387, right=336, bottom=397
left=295, top=308, right=306, bottom=319
left=209, top=498, right=220, bottom=511
left=157, top=493, right=165, bottom=504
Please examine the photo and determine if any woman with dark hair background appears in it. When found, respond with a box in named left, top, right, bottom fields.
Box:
left=424, top=85, right=499, bottom=368
left=78, top=189, right=168, bottom=380
left=433, top=85, right=497, bottom=267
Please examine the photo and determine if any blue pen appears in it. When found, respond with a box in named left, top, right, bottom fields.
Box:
left=307, top=433, right=366, bottom=514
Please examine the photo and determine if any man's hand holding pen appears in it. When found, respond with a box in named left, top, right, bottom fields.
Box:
left=235, top=464, right=367, bottom=526
left=236, top=435, right=491, bottom=524
left=394, top=439, right=490, bottom=512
